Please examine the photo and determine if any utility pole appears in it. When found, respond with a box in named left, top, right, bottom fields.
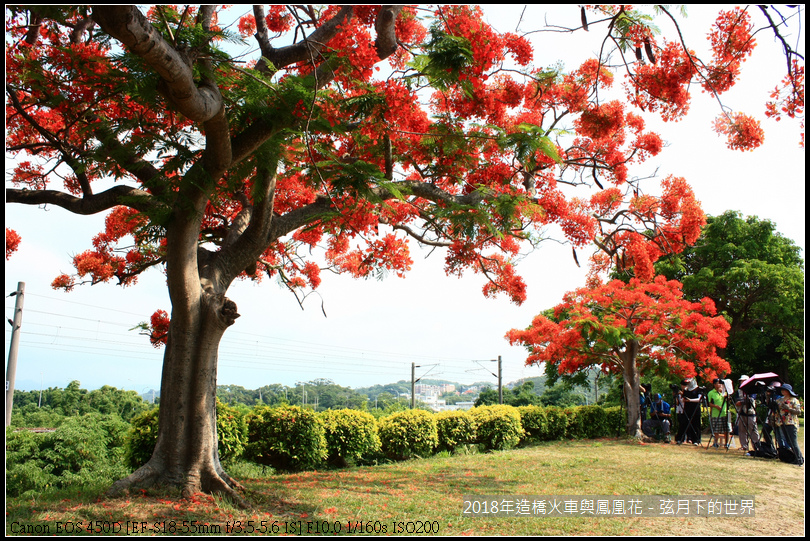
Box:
left=498, top=355, right=503, bottom=405
left=410, top=362, right=437, bottom=409
left=470, top=356, right=503, bottom=404
left=5, top=282, right=25, bottom=427
left=411, top=362, right=416, bottom=409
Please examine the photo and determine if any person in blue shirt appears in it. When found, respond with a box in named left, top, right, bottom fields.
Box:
left=642, top=393, right=672, bottom=442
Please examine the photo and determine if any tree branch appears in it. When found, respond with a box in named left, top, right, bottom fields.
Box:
left=92, top=5, right=223, bottom=123
left=6, top=185, right=158, bottom=215
left=253, top=6, right=354, bottom=75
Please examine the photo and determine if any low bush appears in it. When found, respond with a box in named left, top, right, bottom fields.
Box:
left=6, top=414, right=131, bottom=497
left=603, top=406, right=625, bottom=437
left=125, top=407, right=159, bottom=469
left=435, top=410, right=476, bottom=452
left=216, top=400, right=248, bottom=462
left=320, top=409, right=380, bottom=467
left=542, top=406, right=570, bottom=440
left=245, top=405, right=327, bottom=471
left=378, top=409, right=438, bottom=460
left=517, top=405, right=547, bottom=443
left=471, top=405, right=523, bottom=451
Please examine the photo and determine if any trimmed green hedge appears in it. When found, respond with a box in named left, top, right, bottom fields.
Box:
left=245, top=405, right=327, bottom=471
left=435, top=410, right=476, bottom=452
left=471, top=405, right=523, bottom=451
left=518, top=404, right=624, bottom=442
left=8, top=402, right=633, bottom=492
left=378, top=409, right=438, bottom=460
left=320, top=409, right=380, bottom=467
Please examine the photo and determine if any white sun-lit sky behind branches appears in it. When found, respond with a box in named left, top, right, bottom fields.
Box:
left=5, top=5, right=805, bottom=395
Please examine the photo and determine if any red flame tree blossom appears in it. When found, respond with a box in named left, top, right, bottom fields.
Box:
left=507, top=276, right=731, bottom=438
left=5, top=5, right=801, bottom=500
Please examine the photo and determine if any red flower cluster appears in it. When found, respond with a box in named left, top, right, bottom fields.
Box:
left=507, top=275, right=731, bottom=384
left=6, top=229, right=21, bottom=260
left=704, top=8, right=756, bottom=94
left=712, top=113, right=765, bottom=151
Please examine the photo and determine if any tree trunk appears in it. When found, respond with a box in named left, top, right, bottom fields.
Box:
left=106, top=289, right=246, bottom=504
left=620, top=341, right=643, bottom=439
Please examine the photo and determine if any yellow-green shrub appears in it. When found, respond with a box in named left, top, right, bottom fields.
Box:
left=471, top=405, right=523, bottom=451
left=319, top=409, right=380, bottom=467
left=245, top=405, right=326, bottom=471
left=435, top=410, right=476, bottom=452
left=378, top=409, right=438, bottom=460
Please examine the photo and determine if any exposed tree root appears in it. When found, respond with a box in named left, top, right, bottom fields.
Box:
left=105, top=461, right=250, bottom=509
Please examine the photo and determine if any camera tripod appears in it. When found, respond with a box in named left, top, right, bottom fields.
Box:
left=705, top=379, right=739, bottom=451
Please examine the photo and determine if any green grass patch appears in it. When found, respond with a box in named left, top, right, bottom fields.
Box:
left=5, top=430, right=804, bottom=536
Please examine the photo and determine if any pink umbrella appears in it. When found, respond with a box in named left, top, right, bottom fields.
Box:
left=739, top=372, right=782, bottom=391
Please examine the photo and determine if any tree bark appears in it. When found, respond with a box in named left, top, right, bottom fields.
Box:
left=620, top=341, right=643, bottom=439
left=106, top=289, right=246, bottom=504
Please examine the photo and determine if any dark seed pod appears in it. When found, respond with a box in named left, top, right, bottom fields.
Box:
left=644, top=37, right=656, bottom=64
left=581, top=7, right=589, bottom=31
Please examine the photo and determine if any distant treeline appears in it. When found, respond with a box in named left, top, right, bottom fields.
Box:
left=12, top=373, right=624, bottom=429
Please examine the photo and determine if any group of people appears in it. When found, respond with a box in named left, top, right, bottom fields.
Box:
left=639, top=376, right=803, bottom=466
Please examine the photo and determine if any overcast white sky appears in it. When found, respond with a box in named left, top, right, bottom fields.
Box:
left=5, top=5, right=805, bottom=394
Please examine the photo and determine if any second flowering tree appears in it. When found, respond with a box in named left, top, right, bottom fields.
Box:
left=507, top=276, right=731, bottom=438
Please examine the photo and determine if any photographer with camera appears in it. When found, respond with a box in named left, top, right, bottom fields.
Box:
left=708, top=378, right=731, bottom=448
left=642, top=393, right=672, bottom=442
left=681, top=378, right=703, bottom=445
left=760, top=382, right=787, bottom=455
left=776, top=384, right=804, bottom=466
left=734, top=375, right=760, bottom=453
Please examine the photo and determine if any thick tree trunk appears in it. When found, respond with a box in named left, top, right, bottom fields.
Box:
left=620, top=342, right=643, bottom=439
left=106, top=290, right=246, bottom=504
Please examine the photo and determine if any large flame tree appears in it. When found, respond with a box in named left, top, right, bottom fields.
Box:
left=6, top=6, right=802, bottom=499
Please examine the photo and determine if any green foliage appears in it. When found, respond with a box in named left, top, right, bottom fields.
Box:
left=471, top=405, right=524, bottom=451
left=435, top=410, right=477, bottom=452
left=475, top=381, right=544, bottom=407
left=216, top=400, right=248, bottom=462
left=655, top=211, right=804, bottom=389
left=409, top=26, right=474, bottom=95
left=565, top=405, right=610, bottom=439
left=6, top=414, right=131, bottom=497
left=245, top=405, right=327, bottom=471
left=9, top=403, right=67, bottom=428
left=12, top=381, right=152, bottom=422
left=517, top=405, right=548, bottom=442
left=319, top=409, right=381, bottom=467
left=378, top=409, right=438, bottom=460
left=124, top=407, right=159, bottom=469
left=520, top=404, right=625, bottom=443
left=542, top=406, right=570, bottom=440
left=125, top=400, right=248, bottom=469
left=603, top=406, right=626, bottom=437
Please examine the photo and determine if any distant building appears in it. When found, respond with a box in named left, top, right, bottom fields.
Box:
left=433, top=401, right=475, bottom=412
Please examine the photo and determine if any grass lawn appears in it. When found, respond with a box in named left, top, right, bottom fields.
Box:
left=6, top=430, right=804, bottom=536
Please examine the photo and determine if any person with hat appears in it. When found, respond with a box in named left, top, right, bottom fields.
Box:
left=776, top=384, right=804, bottom=465
left=708, top=378, right=731, bottom=448
left=642, top=393, right=672, bottom=442
left=734, top=375, right=760, bottom=452
left=682, top=378, right=703, bottom=445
